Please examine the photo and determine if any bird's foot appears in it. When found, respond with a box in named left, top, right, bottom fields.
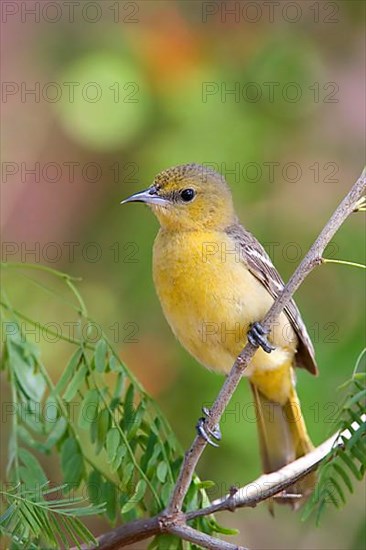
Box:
left=247, top=322, right=275, bottom=354
left=196, top=407, right=222, bottom=447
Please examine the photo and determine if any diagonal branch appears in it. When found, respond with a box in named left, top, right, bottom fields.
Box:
left=84, top=168, right=365, bottom=550
left=166, top=168, right=366, bottom=515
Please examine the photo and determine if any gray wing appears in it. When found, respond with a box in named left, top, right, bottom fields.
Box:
left=226, top=223, right=317, bottom=375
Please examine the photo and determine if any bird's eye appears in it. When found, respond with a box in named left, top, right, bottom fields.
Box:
left=180, top=188, right=196, bottom=202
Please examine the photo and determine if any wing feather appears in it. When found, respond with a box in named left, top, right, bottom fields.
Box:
left=226, top=223, right=317, bottom=375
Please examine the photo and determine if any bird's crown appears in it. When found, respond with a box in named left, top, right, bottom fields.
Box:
left=153, top=163, right=226, bottom=191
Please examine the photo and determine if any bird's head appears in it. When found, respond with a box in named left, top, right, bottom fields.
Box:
left=121, top=163, right=236, bottom=231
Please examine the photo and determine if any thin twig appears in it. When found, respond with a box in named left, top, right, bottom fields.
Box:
left=167, top=168, right=366, bottom=514
left=216, top=414, right=365, bottom=513
left=187, top=415, right=366, bottom=520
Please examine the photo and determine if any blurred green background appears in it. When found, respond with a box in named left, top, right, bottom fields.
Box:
left=1, top=1, right=365, bottom=548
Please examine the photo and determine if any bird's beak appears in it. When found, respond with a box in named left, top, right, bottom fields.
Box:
left=120, top=187, right=168, bottom=206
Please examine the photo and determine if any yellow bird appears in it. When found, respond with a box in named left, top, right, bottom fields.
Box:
left=122, top=163, right=317, bottom=505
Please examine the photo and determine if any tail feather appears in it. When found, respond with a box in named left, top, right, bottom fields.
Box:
left=283, top=384, right=314, bottom=458
left=251, top=382, right=316, bottom=509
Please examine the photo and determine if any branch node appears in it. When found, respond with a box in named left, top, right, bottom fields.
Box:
left=311, top=256, right=323, bottom=268
left=227, top=485, right=239, bottom=512
left=159, top=511, right=186, bottom=533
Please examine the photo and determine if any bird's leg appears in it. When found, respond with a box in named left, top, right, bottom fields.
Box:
left=247, top=321, right=275, bottom=353
left=196, top=406, right=222, bottom=447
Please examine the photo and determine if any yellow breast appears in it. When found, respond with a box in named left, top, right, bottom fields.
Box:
left=152, top=228, right=297, bottom=403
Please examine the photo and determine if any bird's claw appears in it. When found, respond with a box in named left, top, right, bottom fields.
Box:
left=248, top=322, right=275, bottom=353
left=196, top=407, right=222, bottom=447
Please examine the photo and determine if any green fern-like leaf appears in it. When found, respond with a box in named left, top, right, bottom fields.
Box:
left=0, top=483, right=105, bottom=549
left=1, top=263, right=231, bottom=549
left=302, top=369, right=366, bottom=524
